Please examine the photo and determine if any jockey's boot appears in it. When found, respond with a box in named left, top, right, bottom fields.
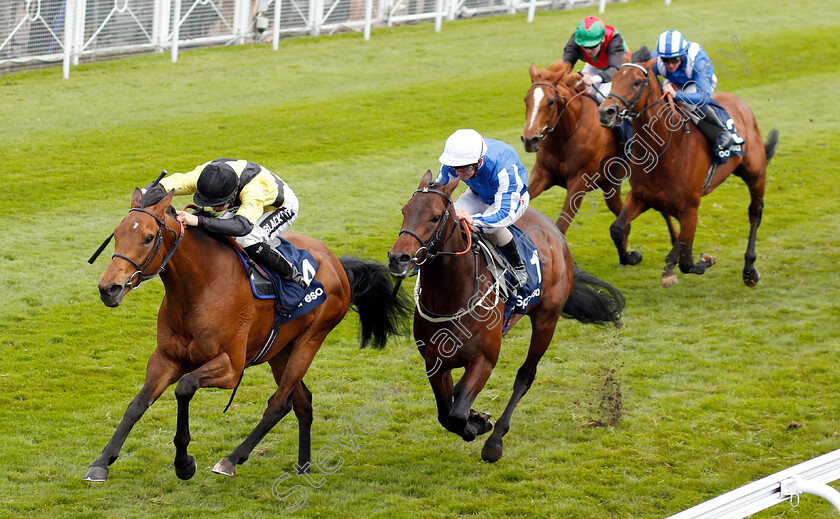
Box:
left=499, top=240, right=529, bottom=289
left=699, top=105, right=734, bottom=152
left=245, top=242, right=309, bottom=289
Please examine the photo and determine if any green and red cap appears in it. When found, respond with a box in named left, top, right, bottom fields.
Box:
left=574, top=16, right=605, bottom=48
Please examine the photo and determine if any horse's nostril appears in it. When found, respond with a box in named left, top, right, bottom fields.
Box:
left=398, top=254, right=411, bottom=264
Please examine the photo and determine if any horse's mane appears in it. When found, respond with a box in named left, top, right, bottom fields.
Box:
left=536, top=61, right=576, bottom=89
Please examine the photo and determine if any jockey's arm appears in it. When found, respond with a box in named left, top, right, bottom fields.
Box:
left=598, top=34, right=626, bottom=83
left=674, top=54, right=714, bottom=107
left=157, top=163, right=206, bottom=196
left=472, top=167, right=522, bottom=228
left=561, top=34, right=581, bottom=65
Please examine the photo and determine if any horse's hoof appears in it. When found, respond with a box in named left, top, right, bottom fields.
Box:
left=623, top=251, right=642, bottom=266
left=174, top=456, right=197, bottom=480
left=212, top=457, right=236, bottom=477
left=700, top=253, right=717, bottom=265
left=468, top=411, right=493, bottom=436
left=461, top=423, right=478, bottom=442
left=661, top=273, right=678, bottom=288
left=743, top=267, right=760, bottom=287
left=83, top=465, right=109, bottom=482
left=481, top=438, right=503, bottom=463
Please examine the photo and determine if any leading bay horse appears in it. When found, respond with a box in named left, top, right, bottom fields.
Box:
left=598, top=60, right=778, bottom=287
left=84, top=187, right=409, bottom=481
left=387, top=171, right=624, bottom=462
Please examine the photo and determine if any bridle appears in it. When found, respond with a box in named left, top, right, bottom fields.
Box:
left=529, top=81, right=586, bottom=140
left=398, top=186, right=471, bottom=265
left=606, top=63, right=664, bottom=121
left=111, top=207, right=185, bottom=289
left=398, top=186, right=500, bottom=323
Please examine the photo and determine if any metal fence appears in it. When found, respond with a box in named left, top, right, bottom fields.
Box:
left=0, top=0, right=647, bottom=78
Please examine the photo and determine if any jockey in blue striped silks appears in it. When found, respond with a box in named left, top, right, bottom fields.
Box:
left=435, top=129, right=530, bottom=288
left=651, top=30, right=735, bottom=152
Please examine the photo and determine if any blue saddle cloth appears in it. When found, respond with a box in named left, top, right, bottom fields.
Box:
left=707, top=100, right=745, bottom=165
left=501, top=226, right=543, bottom=324
left=234, top=237, right=327, bottom=325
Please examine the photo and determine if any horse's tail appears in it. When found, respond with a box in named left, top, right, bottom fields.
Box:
left=632, top=45, right=650, bottom=63
left=764, top=128, right=779, bottom=163
left=339, top=256, right=412, bottom=349
left=562, top=267, right=625, bottom=326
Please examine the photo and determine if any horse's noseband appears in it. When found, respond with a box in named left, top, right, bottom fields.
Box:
left=606, top=63, right=662, bottom=121
left=111, top=207, right=184, bottom=289
left=398, top=187, right=459, bottom=265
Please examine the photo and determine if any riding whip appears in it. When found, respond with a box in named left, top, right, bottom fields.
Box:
left=88, top=170, right=168, bottom=264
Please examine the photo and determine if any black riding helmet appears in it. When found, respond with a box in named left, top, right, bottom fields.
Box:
left=194, top=162, right=238, bottom=207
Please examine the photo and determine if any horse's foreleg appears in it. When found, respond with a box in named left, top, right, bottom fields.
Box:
left=675, top=206, right=717, bottom=279
left=554, top=178, right=585, bottom=235
left=610, top=192, right=648, bottom=266
left=482, top=314, right=554, bottom=463
left=449, top=356, right=494, bottom=442
left=84, top=351, right=181, bottom=482
left=664, top=215, right=678, bottom=246
left=527, top=163, right=553, bottom=201
left=742, top=179, right=764, bottom=287
left=214, top=336, right=322, bottom=477
left=173, top=352, right=239, bottom=480
left=428, top=369, right=458, bottom=433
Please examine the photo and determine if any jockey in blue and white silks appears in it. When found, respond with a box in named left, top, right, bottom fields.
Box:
left=651, top=30, right=735, bottom=151
left=435, top=129, right=530, bottom=287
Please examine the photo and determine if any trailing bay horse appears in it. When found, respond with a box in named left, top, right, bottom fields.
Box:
left=387, top=171, right=624, bottom=462
left=522, top=52, right=677, bottom=239
left=84, top=188, right=409, bottom=481
left=598, top=60, right=778, bottom=287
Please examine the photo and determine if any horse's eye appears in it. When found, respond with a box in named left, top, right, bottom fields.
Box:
left=633, top=79, right=642, bottom=87
left=144, top=234, right=154, bottom=245
left=547, top=98, right=555, bottom=106
left=430, top=215, right=441, bottom=223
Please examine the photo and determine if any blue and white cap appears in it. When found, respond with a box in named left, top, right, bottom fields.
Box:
left=656, top=30, right=688, bottom=58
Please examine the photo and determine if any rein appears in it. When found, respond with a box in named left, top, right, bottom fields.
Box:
left=110, top=208, right=185, bottom=289
left=530, top=81, right=587, bottom=141
left=400, top=186, right=500, bottom=323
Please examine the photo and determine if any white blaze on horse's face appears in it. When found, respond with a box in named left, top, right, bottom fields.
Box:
left=527, top=87, right=544, bottom=130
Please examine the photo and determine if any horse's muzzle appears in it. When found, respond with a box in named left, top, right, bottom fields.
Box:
left=521, top=135, right=540, bottom=153
left=99, top=283, right=128, bottom=307
left=598, top=104, right=618, bottom=129
left=386, top=250, right=413, bottom=279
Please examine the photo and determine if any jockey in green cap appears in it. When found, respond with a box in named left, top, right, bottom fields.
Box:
left=562, top=16, right=631, bottom=103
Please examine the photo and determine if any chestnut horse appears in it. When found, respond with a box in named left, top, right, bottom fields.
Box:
left=523, top=60, right=624, bottom=234
left=522, top=53, right=677, bottom=240
left=387, top=171, right=624, bottom=462
left=84, top=188, right=409, bottom=481
left=599, top=61, right=778, bottom=287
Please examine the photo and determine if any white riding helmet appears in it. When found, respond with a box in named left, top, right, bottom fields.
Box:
left=439, top=129, right=487, bottom=167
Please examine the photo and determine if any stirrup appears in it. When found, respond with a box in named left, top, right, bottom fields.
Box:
left=510, top=266, right=529, bottom=289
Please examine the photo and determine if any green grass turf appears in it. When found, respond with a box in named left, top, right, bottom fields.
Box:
left=1, top=0, right=839, bottom=516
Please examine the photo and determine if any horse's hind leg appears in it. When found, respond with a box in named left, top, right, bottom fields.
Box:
left=84, top=350, right=181, bottom=482
left=213, top=336, right=323, bottom=477
left=292, top=380, right=313, bottom=474
left=173, top=352, right=240, bottom=480
left=739, top=166, right=765, bottom=286
left=481, top=311, right=554, bottom=463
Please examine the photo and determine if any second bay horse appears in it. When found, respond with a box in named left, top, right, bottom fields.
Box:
left=387, top=171, right=624, bottom=462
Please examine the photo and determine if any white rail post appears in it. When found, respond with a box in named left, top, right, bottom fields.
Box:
left=272, top=0, right=282, bottom=50
left=171, top=0, right=181, bottom=63
left=599, top=0, right=606, bottom=13
left=434, top=0, right=443, bottom=31
left=63, top=0, right=76, bottom=78
left=363, top=0, right=373, bottom=40
left=71, top=0, right=85, bottom=66
left=526, top=0, right=536, bottom=23
left=309, top=0, right=323, bottom=36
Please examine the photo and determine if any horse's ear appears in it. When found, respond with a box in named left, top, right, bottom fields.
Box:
left=419, top=169, right=433, bottom=188
left=442, top=177, right=460, bottom=197
left=150, top=190, right=175, bottom=218
left=529, top=62, right=538, bottom=81
left=131, top=188, right=143, bottom=208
